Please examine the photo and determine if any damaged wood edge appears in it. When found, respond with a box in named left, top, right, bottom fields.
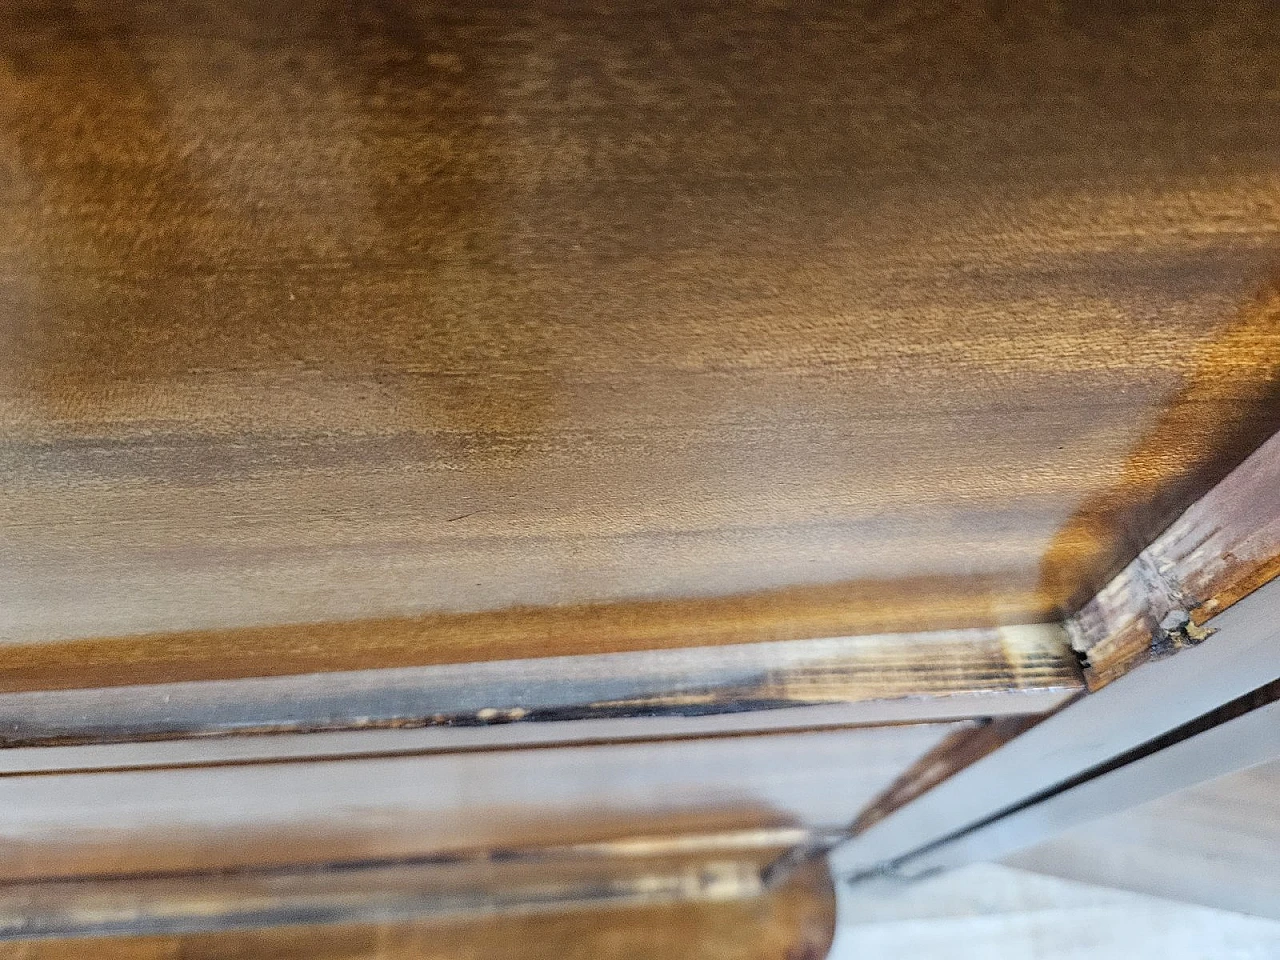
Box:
left=828, top=568, right=1280, bottom=879
left=1068, top=428, right=1280, bottom=690
left=0, top=624, right=1079, bottom=771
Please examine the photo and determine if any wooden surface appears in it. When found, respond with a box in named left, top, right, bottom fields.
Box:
left=0, top=841, right=789, bottom=939
left=0, top=723, right=959, bottom=881
left=0, top=586, right=1081, bottom=693
left=2, top=0, right=1279, bottom=678
left=4, top=4, right=1277, bottom=949
left=0, top=860, right=836, bottom=959
left=0, top=619, right=1078, bottom=704
left=0, top=624, right=1079, bottom=770
left=1068, top=428, right=1280, bottom=688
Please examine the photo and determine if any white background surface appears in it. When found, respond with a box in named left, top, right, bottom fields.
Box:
left=831, top=863, right=1280, bottom=960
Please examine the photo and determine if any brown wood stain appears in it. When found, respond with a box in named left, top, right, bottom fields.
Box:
left=1, top=0, right=1278, bottom=680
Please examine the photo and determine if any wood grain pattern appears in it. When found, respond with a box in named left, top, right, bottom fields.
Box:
left=0, top=625, right=1078, bottom=767
left=2, top=0, right=1279, bottom=675
left=0, top=592, right=1077, bottom=693
left=0, top=860, right=836, bottom=959
left=1068, top=428, right=1280, bottom=688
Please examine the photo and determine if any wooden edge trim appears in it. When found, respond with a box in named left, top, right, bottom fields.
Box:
left=0, top=625, right=1078, bottom=767
left=1069, top=428, right=1280, bottom=689
left=0, top=860, right=837, bottom=959
left=812, top=431, right=1279, bottom=841
left=0, top=575, right=1059, bottom=694
left=828, top=561, right=1280, bottom=878
left=0, top=829, right=825, bottom=942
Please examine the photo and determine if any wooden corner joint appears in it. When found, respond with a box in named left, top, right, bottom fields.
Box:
left=1067, top=429, right=1280, bottom=690
left=836, top=430, right=1280, bottom=852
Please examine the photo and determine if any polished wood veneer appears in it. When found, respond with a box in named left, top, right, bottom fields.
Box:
left=2, top=1, right=1278, bottom=680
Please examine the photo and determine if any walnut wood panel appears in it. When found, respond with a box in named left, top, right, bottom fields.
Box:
left=2, top=0, right=1279, bottom=675
left=0, top=583, right=1070, bottom=692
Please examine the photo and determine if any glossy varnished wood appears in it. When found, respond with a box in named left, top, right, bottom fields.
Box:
left=0, top=591, right=1079, bottom=693
left=1, top=0, right=1279, bottom=675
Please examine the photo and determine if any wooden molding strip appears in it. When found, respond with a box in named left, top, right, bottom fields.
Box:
left=0, top=860, right=836, bottom=958
left=0, top=832, right=825, bottom=942
left=1068, top=428, right=1280, bottom=689
left=0, top=625, right=1077, bottom=772
left=0, top=576, right=1058, bottom=694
